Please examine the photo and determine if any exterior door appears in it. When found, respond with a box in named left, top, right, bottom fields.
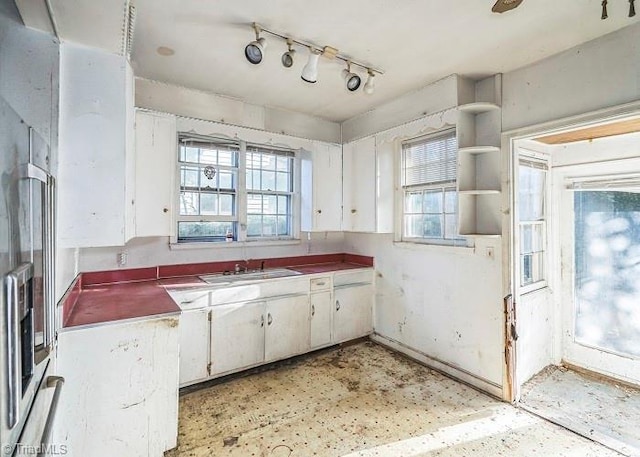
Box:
left=560, top=173, right=640, bottom=385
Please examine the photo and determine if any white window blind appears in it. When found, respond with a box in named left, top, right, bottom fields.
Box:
left=402, top=129, right=457, bottom=187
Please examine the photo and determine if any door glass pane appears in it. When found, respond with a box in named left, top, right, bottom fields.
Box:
left=574, top=191, right=640, bottom=357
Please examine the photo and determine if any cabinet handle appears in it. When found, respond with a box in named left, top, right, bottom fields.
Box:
left=261, top=315, right=264, bottom=327
left=311, top=304, right=315, bottom=316
left=336, top=300, right=340, bottom=311
left=316, top=209, right=322, bottom=214
left=267, top=313, right=273, bottom=326
left=351, top=209, right=357, bottom=214
left=163, top=208, right=169, bottom=213
left=315, top=281, right=326, bottom=286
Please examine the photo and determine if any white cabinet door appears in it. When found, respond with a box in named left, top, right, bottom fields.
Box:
left=313, top=142, right=343, bottom=231
left=342, top=136, right=376, bottom=232
left=310, top=291, right=332, bottom=349
left=179, top=308, right=210, bottom=386
left=58, top=43, right=135, bottom=248
left=334, top=284, right=374, bottom=343
left=210, top=301, right=265, bottom=375
left=265, top=294, right=310, bottom=362
left=134, top=110, right=177, bottom=237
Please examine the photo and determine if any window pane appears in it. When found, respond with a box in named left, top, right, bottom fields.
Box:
left=263, top=195, right=278, bottom=215
left=424, top=190, right=443, bottom=213
left=247, top=169, right=258, bottom=191
left=444, top=214, right=458, bottom=239
left=262, top=215, right=277, bottom=237
left=219, top=194, right=234, bottom=216
left=277, top=216, right=290, bottom=236
left=275, top=172, right=291, bottom=192
left=218, top=170, right=234, bottom=190
left=181, top=146, right=199, bottom=163
left=277, top=196, right=289, bottom=215
left=404, top=215, right=423, bottom=238
left=276, top=156, right=290, bottom=172
left=199, top=148, right=217, bottom=165
left=200, top=193, right=218, bottom=215
left=178, top=221, right=234, bottom=242
left=247, top=194, right=262, bottom=214
left=180, top=166, right=200, bottom=188
left=246, top=215, right=262, bottom=236
left=180, top=192, right=199, bottom=215
left=261, top=170, right=276, bottom=191
left=423, top=215, right=444, bottom=238
left=405, top=192, right=422, bottom=214
left=519, top=164, right=546, bottom=221
left=218, top=149, right=234, bottom=166
left=574, top=191, right=640, bottom=357
left=445, top=190, right=457, bottom=213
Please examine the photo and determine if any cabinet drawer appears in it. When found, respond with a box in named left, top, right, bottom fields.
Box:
left=333, top=269, right=373, bottom=287
left=310, top=277, right=331, bottom=291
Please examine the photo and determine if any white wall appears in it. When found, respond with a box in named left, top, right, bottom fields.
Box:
left=503, top=23, right=640, bottom=132
left=78, top=233, right=345, bottom=272
left=135, top=78, right=341, bottom=144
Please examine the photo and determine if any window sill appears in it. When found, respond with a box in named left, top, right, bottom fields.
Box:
left=393, top=241, right=475, bottom=255
left=170, top=239, right=301, bottom=250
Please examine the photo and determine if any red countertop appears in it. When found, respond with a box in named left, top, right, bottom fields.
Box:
left=61, top=254, right=373, bottom=330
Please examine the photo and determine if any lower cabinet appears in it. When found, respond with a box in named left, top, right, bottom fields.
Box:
left=210, top=300, right=266, bottom=376
left=310, top=290, right=333, bottom=349
left=178, top=270, right=375, bottom=387
left=55, top=315, right=179, bottom=457
left=265, top=295, right=310, bottom=362
left=179, top=308, right=210, bottom=385
left=334, top=283, right=374, bottom=343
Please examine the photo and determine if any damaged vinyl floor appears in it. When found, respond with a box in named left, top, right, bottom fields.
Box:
left=519, top=365, right=640, bottom=456
left=166, top=342, right=621, bottom=457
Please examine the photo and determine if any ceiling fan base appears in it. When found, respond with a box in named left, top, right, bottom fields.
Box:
left=492, top=0, right=525, bottom=14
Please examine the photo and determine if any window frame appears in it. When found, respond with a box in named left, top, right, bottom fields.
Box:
left=517, top=153, right=550, bottom=294
left=398, top=128, right=468, bottom=247
left=172, top=134, right=300, bottom=245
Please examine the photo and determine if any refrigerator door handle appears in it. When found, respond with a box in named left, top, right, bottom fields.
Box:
left=6, top=272, right=21, bottom=428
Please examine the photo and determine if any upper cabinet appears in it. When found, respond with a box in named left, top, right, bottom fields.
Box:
left=58, top=43, right=135, bottom=248
left=301, top=142, right=342, bottom=232
left=342, top=136, right=376, bottom=232
left=456, top=75, right=503, bottom=237
left=134, top=110, right=177, bottom=238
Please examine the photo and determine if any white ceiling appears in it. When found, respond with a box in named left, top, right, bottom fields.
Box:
left=45, top=0, right=638, bottom=122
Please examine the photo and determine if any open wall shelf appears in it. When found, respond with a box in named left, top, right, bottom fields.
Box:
left=456, top=75, right=503, bottom=237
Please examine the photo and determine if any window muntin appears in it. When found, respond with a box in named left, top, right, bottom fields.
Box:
left=518, top=158, right=548, bottom=287
left=176, top=136, right=296, bottom=243
left=401, top=129, right=463, bottom=243
left=246, top=147, right=294, bottom=239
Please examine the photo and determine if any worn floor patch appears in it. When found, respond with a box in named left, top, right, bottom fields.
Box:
left=520, top=365, right=640, bottom=456
left=165, top=342, right=621, bottom=457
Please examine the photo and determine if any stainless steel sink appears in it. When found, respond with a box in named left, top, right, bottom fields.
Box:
left=199, top=268, right=302, bottom=285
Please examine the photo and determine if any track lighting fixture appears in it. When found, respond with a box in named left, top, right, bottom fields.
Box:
left=363, top=69, right=375, bottom=95
left=281, top=39, right=296, bottom=68
left=245, top=23, right=266, bottom=65
left=243, top=22, right=383, bottom=94
left=601, top=0, right=636, bottom=18
left=342, top=62, right=361, bottom=92
left=301, top=49, right=321, bottom=83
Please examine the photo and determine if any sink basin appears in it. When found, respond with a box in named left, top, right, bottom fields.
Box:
left=199, top=268, right=302, bottom=285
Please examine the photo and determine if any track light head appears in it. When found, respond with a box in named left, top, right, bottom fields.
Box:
left=342, top=63, right=361, bottom=92
left=245, top=37, right=266, bottom=64
left=363, top=69, right=375, bottom=95
left=301, top=49, right=321, bottom=83
left=281, top=40, right=296, bottom=68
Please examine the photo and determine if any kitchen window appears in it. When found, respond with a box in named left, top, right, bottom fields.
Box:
left=400, top=129, right=465, bottom=245
left=176, top=135, right=297, bottom=243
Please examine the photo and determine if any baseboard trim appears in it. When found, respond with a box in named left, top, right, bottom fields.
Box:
left=370, top=333, right=503, bottom=399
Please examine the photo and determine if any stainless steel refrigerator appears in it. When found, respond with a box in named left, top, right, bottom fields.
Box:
left=0, top=95, right=57, bottom=455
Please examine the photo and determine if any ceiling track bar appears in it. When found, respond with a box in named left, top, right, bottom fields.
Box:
left=253, top=23, right=384, bottom=75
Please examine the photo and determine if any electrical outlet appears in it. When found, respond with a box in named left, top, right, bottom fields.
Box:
left=117, top=251, right=128, bottom=267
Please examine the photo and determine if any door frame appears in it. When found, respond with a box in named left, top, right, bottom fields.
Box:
left=501, top=100, right=640, bottom=402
